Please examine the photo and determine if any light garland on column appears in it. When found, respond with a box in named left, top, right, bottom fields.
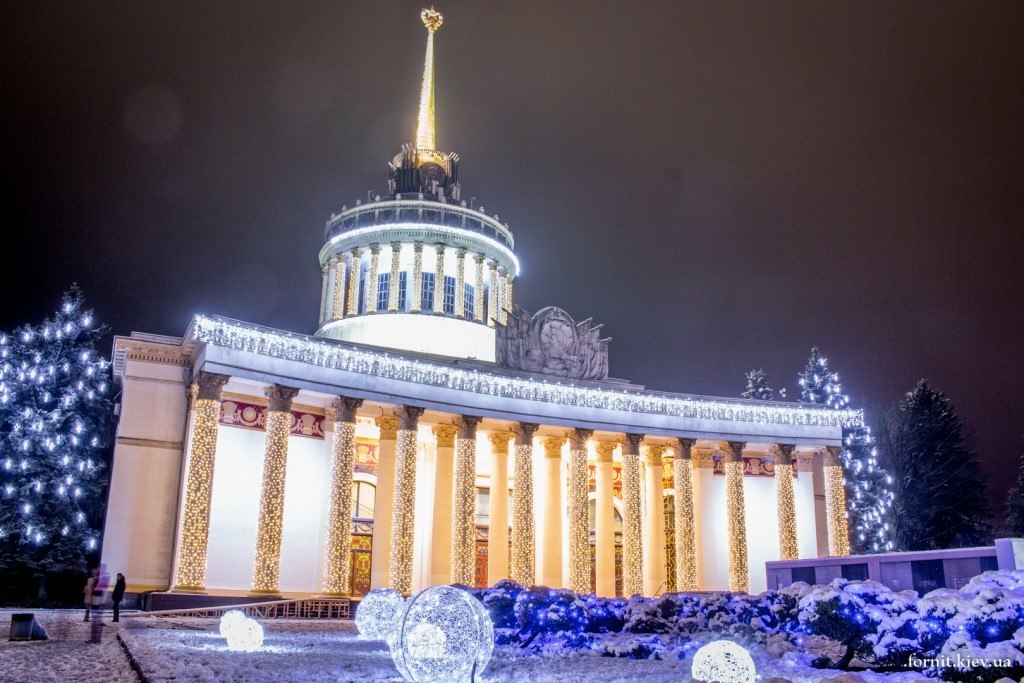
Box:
left=455, top=249, right=467, bottom=318
left=365, top=245, right=381, bottom=313
left=776, top=444, right=798, bottom=561
left=173, top=372, right=229, bottom=590
left=621, top=434, right=644, bottom=597
left=389, top=405, right=425, bottom=596
left=451, top=415, right=481, bottom=586
left=567, top=429, right=593, bottom=594
left=725, top=441, right=749, bottom=593
left=643, top=445, right=667, bottom=597
left=674, top=438, right=698, bottom=592
left=496, top=267, right=508, bottom=324
left=332, top=257, right=345, bottom=320
left=487, top=261, right=498, bottom=326
left=473, top=254, right=485, bottom=322
left=511, top=423, right=538, bottom=586
left=410, top=243, right=423, bottom=312
left=387, top=243, right=402, bottom=312
left=321, top=397, right=363, bottom=595
left=252, top=384, right=300, bottom=593
left=502, top=273, right=513, bottom=323
left=346, top=248, right=362, bottom=316
left=824, top=446, right=851, bottom=557
left=433, top=246, right=446, bottom=314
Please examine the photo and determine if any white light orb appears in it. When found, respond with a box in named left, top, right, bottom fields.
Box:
left=219, top=609, right=246, bottom=637
left=389, top=585, right=494, bottom=682
left=356, top=588, right=405, bottom=641
left=691, top=640, right=757, bottom=683
left=225, top=616, right=264, bottom=652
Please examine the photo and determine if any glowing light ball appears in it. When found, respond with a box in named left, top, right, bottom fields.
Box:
left=389, top=585, right=494, bottom=682
left=691, top=640, right=757, bottom=683
left=219, top=609, right=246, bottom=637
left=225, top=616, right=264, bottom=652
left=356, top=588, right=405, bottom=641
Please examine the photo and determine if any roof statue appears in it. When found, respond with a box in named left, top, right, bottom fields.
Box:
left=496, top=306, right=611, bottom=381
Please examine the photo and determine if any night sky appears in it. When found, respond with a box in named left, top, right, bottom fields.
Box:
left=2, top=3, right=1022, bottom=505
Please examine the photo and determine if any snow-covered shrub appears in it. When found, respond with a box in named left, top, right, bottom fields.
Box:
left=598, top=634, right=665, bottom=659
left=933, top=628, right=1024, bottom=683
left=580, top=594, right=627, bottom=633
left=512, top=586, right=590, bottom=647
left=477, top=579, right=524, bottom=629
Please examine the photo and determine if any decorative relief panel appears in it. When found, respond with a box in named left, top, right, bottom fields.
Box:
left=711, top=454, right=798, bottom=477
left=218, top=399, right=326, bottom=439
left=496, top=306, right=610, bottom=380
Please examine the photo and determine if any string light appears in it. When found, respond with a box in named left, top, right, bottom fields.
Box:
left=224, top=615, right=264, bottom=652
left=219, top=609, right=246, bottom=637
left=824, top=447, right=851, bottom=557
left=510, top=424, right=538, bottom=586
left=691, top=640, right=757, bottom=683
left=776, top=444, right=798, bottom=561
left=620, top=434, right=643, bottom=597
left=643, top=445, right=668, bottom=596
left=389, top=406, right=424, bottom=596
left=673, top=438, right=698, bottom=592
left=321, top=397, right=362, bottom=595
left=356, top=588, right=405, bottom=641
left=725, top=442, right=749, bottom=593
left=567, top=429, right=592, bottom=594
left=252, top=388, right=297, bottom=593
left=450, top=416, right=481, bottom=586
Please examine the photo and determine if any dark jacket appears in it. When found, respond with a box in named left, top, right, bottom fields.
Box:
left=112, top=577, right=126, bottom=602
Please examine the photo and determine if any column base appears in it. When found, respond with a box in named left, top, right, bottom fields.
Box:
left=312, top=592, right=350, bottom=599
left=248, top=589, right=283, bottom=599
left=169, top=586, right=207, bottom=594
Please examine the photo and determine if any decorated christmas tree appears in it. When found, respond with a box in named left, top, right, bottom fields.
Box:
left=798, top=347, right=894, bottom=553
left=741, top=368, right=774, bottom=401
left=0, top=287, right=111, bottom=576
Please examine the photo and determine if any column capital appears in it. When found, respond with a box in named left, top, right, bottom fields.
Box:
left=487, top=259, right=498, bottom=271
left=726, top=441, right=746, bottom=462
left=474, top=253, right=485, bottom=264
left=515, top=422, right=539, bottom=445
left=458, top=415, right=482, bottom=439
left=542, top=436, right=564, bottom=458
left=623, top=433, right=644, bottom=455
left=824, top=445, right=843, bottom=466
left=488, top=430, right=514, bottom=454
left=369, top=243, right=381, bottom=255
left=644, top=444, right=666, bottom=467
left=570, top=428, right=594, bottom=451
left=456, top=247, right=467, bottom=258
left=390, top=241, right=402, bottom=250
left=413, top=242, right=423, bottom=253
left=265, top=384, right=300, bottom=412
left=350, top=246, right=362, bottom=257
left=497, top=265, right=508, bottom=276
left=777, top=443, right=796, bottom=465
left=327, top=256, right=338, bottom=266
left=375, top=415, right=400, bottom=441
left=434, top=243, right=446, bottom=254
left=397, top=405, right=426, bottom=430
left=331, top=396, right=363, bottom=422
left=676, top=437, right=697, bottom=459
left=432, top=423, right=459, bottom=448
left=595, top=442, right=616, bottom=463
left=195, top=371, right=230, bottom=401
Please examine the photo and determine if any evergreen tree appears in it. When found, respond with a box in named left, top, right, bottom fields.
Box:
left=879, top=380, right=989, bottom=551
left=0, top=287, right=111, bottom=575
left=798, top=347, right=894, bottom=553
left=1003, top=448, right=1024, bottom=536
left=741, top=368, right=774, bottom=401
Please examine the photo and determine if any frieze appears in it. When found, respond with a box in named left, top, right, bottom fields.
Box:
left=496, top=306, right=610, bottom=380
left=711, top=454, right=798, bottom=477
left=218, top=399, right=326, bottom=439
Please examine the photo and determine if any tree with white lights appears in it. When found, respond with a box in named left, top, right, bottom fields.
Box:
left=0, top=287, right=111, bottom=578
left=741, top=368, right=774, bottom=401
left=798, top=347, right=894, bottom=554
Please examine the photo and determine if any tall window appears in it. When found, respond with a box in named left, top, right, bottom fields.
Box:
left=475, top=487, right=490, bottom=526
left=351, top=481, right=376, bottom=519
left=464, top=284, right=475, bottom=319
left=398, top=271, right=408, bottom=311
left=421, top=272, right=435, bottom=311
left=443, top=275, right=456, bottom=315
left=376, top=273, right=389, bottom=311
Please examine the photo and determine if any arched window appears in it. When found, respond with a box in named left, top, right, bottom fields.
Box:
left=352, top=481, right=376, bottom=519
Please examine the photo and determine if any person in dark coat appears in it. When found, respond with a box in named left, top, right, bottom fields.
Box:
left=111, top=573, right=126, bottom=622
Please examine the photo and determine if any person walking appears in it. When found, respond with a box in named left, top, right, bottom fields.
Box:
left=89, top=564, right=109, bottom=644
left=83, top=567, right=98, bottom=622
left=111, top=573, right=126, bottom=622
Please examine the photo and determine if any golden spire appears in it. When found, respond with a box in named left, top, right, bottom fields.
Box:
left=416, top=8, right=443, bottom=151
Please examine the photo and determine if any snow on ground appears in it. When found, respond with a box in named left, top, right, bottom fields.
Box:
left=0, top=609, right=138, bottom=683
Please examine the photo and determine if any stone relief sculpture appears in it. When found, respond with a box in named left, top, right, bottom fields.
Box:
left=496, top=306, right=610, bottom=380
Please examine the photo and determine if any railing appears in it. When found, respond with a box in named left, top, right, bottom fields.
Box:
left=134, top=596, right=350, bottom=620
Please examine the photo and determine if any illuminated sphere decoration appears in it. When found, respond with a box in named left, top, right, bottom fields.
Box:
left=225, top=616, right=264, bottom=652
left=691, top=640, right=757, bottom=683
left=219, top=609, right=246, bottom=637
left=356, top=588, right=405, bottom=641
left=389, top=585, right=495, bottom=682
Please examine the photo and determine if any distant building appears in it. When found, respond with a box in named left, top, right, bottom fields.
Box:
left=100, top=9, right=860, bottom=604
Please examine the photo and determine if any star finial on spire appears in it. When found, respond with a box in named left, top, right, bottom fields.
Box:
left=421, top=8, right=443, bottom=33
left=416, top=8, right=443, bottom=151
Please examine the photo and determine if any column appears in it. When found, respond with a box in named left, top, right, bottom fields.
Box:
left=473, top=254, right=485, bottom=322
left=345, top=248, right=362, bottom=316
left=594, top=442, right=616, bottom=597
left=410, top=243, right=423, bottom=312
left=172, top=371, right=229, bottom=591
left=540, top=436, right=564, bottom=588
left=387, top=242, right=402, bottom=312
left=496, top=266, right=508, bottom=324
left=567, top=428, right=593, bottom=594
left=389, top=405, right=425, bottom=596
left=824, top=446, right=851, bottom=557
left=725, top=441, right=749, bottom=593
left=487, top=260, right=498, bottom=326
left=455, top=249, right=467, bottom=318
left=320, top=261, right=333, bottom=324
left=488, top=430, right=513, bottom=584
left=251, top=384, right=300, bottom=594
left=369, top=415, right=398, bottom=589
left=776, top=444, right=798, bottom=561
left=432, top=245, right=446, bottom=314
left=510, top=423, right=539, bottom=586
left=674, top=437, right=699, bottom=592
left=794, top=450, right=819, bottom=559
left=333, top=256, right=347, bottom=320
left=503, top=272, right=513, bottom=319
left=451, top=415, right=482, bottom=585
left=365, top=245, right=381, bottom=313
left=429, top=424, right=459, bottom=586
left=620, top=433, right=644, bottom=597
left=643, top=445, right=667, bottom=596
left=321, top=397, right=363, bottom=595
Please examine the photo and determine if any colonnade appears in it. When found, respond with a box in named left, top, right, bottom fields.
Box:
left=171, top=371, right=851, bottom=597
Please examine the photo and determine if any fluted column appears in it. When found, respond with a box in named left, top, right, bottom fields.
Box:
left=776, top=444, right=798, bottom=561
left=387, top=243, right=402, bottom=312
left=251, top=384, right=300, bottom=594
left=369, top=415, right=398, bottom=589
left=567, top=429, right=593, bottom=594
left=432, top=245, right=446, bottom=314
left=621, top=433, right=644, bottom=597
left=429, top=424, right=458, bottom=586
left=643, top=445, right=667, bottom=596
left=673, top=438, right=699, bottom=591
left=365, top=245, right=381, bottom=313
left=345, top=248, right=362, bottom=316
left=173, top=371, right=229, bottom=591
left=473, top=254, right=485, bottom=322
left=510, top=423, right=539, bottom=586
left=540, top=436, right=565, bottom=588
left=725, top=441, right=749, bottom=593
left=487, top=261, right=498, bottom=326
left=455, top=248, right=467, bottom=318
left=320, top=261, right=333, bottom=324
left=594, top=442, right=616, bottom=597
left=410, top=243, right=423, bottom=313
left=389, top=405, right=425, bottom=596
left=488, top=430, right=513, bottom=585
left=824, top=446, right=851, bottom=557
left=451, top=416, right=482, bottom=585
left=321, top=397, right=363, bottom=595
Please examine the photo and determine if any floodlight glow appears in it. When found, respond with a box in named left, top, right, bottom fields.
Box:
left=224, top=615, right=264, bottom=652
left=691, top=640, right=756, bottom=683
